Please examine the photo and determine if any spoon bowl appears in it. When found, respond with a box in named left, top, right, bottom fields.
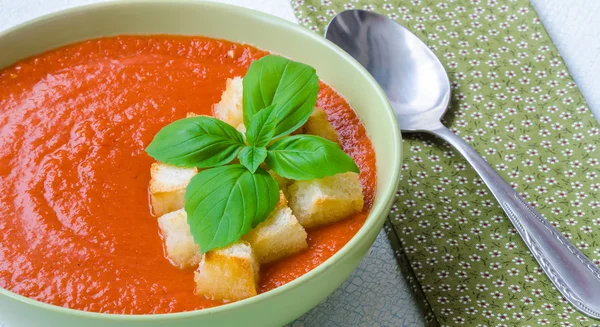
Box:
left=326, top=9, right=600, bottom=319
left=325, top=9, right=449, bottom=131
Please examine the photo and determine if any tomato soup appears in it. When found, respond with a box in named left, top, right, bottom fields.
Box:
left=0, top=36, right=376, bottom=314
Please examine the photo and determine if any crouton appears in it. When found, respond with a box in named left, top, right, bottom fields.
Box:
left=194, top=241, right=259, bottom=302
left=303, top=107, right=340, bottom=144
left=157, top=209, right=201, bottom=269
left=186, top=112, right=200, bottom=118
left=213, top=77, right=244, bottom=127
left=288, top=172, right=364, bottom=228
left=243, top=192, right=308, bottom=263
left=150, top=163, right=198, bottom=216
left=268, top=170, right=291, bottom=194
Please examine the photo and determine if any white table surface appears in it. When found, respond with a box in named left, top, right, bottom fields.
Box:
left=0, top=1, right=598, bottom=326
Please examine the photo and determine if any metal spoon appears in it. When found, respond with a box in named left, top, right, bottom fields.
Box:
left=326, top=9, right=600, bottom=319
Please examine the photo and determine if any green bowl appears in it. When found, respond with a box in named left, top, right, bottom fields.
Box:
left=0, top=1, right=402, bottom=326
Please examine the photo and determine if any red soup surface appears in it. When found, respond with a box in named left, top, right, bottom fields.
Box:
left=0, top=36, right=376, bottom=314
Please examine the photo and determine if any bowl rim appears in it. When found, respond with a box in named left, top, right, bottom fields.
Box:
left=0, top=0, right=402, bottom=321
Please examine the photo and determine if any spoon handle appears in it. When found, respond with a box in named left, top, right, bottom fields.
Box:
left=430, top=125, right=600, bottom=318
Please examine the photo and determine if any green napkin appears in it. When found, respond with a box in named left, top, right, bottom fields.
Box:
left=291, top=0, right=600, bottom=326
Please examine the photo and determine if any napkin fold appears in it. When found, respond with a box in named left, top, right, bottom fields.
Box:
left=291, top=1, right=600, bottom=326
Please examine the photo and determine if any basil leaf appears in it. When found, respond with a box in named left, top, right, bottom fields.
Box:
left=185, top=165, right=279, bottom=253
left=245, top=104, right=277, bottom=147
left=238, top=146, right=267, bottom=173
left=243, top=55, right=319, bottom=138
left=265, top=135, right=360, bottom=180
left=146, top=116, right=244, bottom=168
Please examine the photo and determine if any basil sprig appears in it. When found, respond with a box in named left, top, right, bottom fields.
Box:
left=245, top=104, right=278, bottom=147
left=266, top=135, right=359, bottom=180
left=184, top=165, right=279, bottom=251
left=146, top=116, right=244, bottom=168
left=146, top=55, right=360, bottom=253
left=243, top=55, right=319, bottom=138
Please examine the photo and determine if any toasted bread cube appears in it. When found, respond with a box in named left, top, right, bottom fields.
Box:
left=213, top=77, right=244, bottom=127
left=268, top=170, right=291, bottom=194
left=288, top=172, right=364, bottom=228
left=150, top=163, right=198, bottom=216
left=243, top=192, right=308, bottom=263
left=303, top=107, right=340, bottom=144
left=158, top=209, right=201, bottom=269
left=194, top=241, right=259, bottom=302
left=186, top=112, right=200, bottom=118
